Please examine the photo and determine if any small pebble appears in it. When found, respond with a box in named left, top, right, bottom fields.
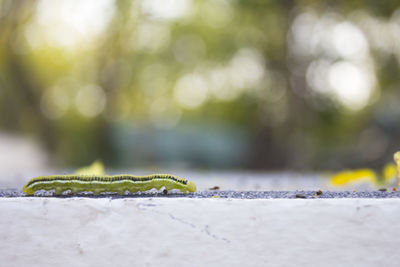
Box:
left=295, top=194, right=306, bottom=199
left=378, top=188, right=387, bottom=192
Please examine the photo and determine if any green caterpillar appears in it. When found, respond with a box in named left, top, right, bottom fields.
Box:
left=23, top=174, right=197, bottom=195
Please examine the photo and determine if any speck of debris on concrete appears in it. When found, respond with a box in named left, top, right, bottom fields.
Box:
left=209, top=186, right=220, bottom=190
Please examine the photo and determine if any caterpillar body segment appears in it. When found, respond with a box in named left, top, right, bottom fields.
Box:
left=23, top=174, right=196, bottom=196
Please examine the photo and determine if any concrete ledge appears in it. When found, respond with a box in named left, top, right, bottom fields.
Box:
left=1, top=198, right=400, bottom=267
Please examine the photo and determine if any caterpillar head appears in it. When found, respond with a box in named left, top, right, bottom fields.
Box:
left=22, top=186, right=34, bottom=196
left=187, top=180, right=196, bottom=193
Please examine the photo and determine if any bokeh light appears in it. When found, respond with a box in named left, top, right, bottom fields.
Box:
left=75, top=85, right=106, bottom=118
left=32, top=0, right=114, bottom=48
left=174, top=73, right=209, bottom=109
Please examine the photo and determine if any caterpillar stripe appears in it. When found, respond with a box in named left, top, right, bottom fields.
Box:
left=23, top=174, right=196, bottom=195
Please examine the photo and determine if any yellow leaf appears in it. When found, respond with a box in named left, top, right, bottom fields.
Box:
left=330, top=169, right=377, bottom=186
left=74, top=160, right=105, bottom=176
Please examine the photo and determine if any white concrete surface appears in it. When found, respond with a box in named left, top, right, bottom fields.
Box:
left=1, top=198, right=399, bottom=267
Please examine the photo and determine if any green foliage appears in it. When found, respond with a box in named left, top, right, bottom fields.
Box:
left=1, top=0, right=400, bottom=169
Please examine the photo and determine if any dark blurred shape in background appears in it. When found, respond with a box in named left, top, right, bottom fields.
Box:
left=1, top=0, right=400, bottom=171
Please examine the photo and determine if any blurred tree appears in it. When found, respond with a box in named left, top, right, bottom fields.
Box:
left=0, top=0, right=399, bottom=170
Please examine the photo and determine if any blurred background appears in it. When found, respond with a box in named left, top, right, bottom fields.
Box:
left=1, top=0, right=400, bottom=176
